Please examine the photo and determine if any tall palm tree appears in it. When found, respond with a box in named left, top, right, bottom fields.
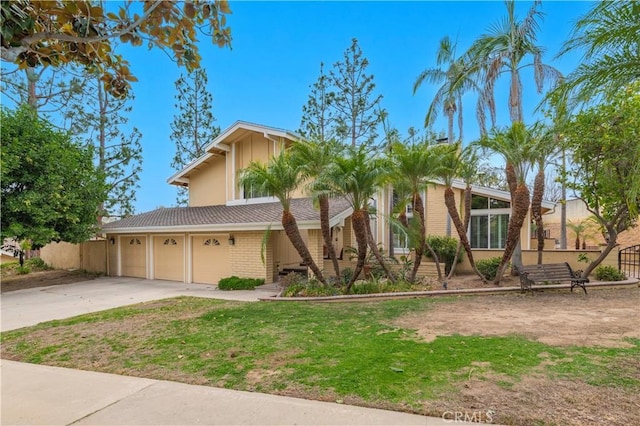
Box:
left=557, top=1, right=640, bottom=106
left=468, top=0, right=563, bottom=124
left=434, top=143, right=486, bottom=282
left=290, top=139, right=342, bottom=278
left=388, top=141, right=442, bottom=282
left=476, top=122, right=534, bottom=285
left=327, top=145, right=395, bottom=290
left=238, top=151, right=326, bottom=285
left=413, top=36, right=484, bottom=141
left=530, top=125, right=558, bottom=264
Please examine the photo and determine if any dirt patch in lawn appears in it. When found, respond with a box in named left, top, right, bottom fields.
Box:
left=393, top=287, right=640, bottom=348
left=1, top=269, right=99, bottom=293
left=429, top=371, right=640, bottom=426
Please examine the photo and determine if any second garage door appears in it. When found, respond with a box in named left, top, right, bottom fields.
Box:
left=192, top=235, right=231, bottom=284
left=153, top=236, right=184, bottom=282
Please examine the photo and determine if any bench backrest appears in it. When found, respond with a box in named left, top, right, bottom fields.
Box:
left=518, top=263, right=575, bottom=282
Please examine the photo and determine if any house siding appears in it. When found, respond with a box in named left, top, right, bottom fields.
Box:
left=189, top=156, right=226, bottom=207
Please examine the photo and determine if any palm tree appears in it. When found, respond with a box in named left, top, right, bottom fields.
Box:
left=557, top=1, right=640, bottom=106
left=388, top=141, right=443, bottom=282
left=468, top=0, right=562, bottom=124
left=434, top=143, right=486, bottom=282
left=530, top=125, right=558, bottom=264
left=476, top=122, right=534, bottom=285
left=413, top=36, right=483, bottom=140
left=238, top=151, right=326, bottom=285
left=327, top=145, right=395, bottom=290
left=290, top=139, right=342, bottom=278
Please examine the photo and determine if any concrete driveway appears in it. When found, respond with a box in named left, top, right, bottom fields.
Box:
left=1, top=276, right=279, bottom=331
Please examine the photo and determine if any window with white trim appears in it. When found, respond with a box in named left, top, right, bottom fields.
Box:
left=469, top=195, right=511, bottom=249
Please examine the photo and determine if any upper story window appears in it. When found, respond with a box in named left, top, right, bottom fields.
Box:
left=471, top=195, right=510, bottom=210
left=243, top=183, right=270, bottom=199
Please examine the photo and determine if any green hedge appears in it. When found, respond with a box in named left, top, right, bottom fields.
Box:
left=476, top=256, right=504, bottom=281
left=594, top=265, right=626, bottom=281
left=218, top=276, right=265, bottom=290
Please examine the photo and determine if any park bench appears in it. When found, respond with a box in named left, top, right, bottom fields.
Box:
left=517, top=262, right=589, bottom=294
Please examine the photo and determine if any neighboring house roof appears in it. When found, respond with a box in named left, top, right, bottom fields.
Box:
left=167, top=121, right=300, bottom=186
left=103, top=198, right=353, bottom=233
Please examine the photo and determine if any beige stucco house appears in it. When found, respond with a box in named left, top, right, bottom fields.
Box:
left=103, top=121, right=555, bottom=284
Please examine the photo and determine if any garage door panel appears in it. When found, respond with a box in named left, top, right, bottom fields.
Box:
left=121, top=236, right=146, bottom=278
left=154, top=236, right=184, bottom=282
left=192, top=236, right=230, bottom=285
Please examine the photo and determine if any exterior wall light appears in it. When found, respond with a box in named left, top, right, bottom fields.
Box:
left=228, top=235, right=235, bottom=245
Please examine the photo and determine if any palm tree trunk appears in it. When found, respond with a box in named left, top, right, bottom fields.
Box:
left=282, top=210, right=326, bottom=285
left=444, top=187, right=487, bottom=282
left=347, top=208, right=369, bottom=291
left=410, top=193, right=426, bottom=283
left=448, top=184, right=474, bottom=279
left=505, top=162, right=523, bottom=272
left=531, top=166, right=545, bottom=264
left=319, top=195, right=340, bottom=278
left=363, top=208, right=396, bottom=283
left=494, top=184, right=530, bottom=285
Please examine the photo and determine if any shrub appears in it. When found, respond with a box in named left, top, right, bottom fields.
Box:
left=217, top=276, right=265, bottom=290
left=282, top=279, right=339, bottom=297
left=425, top=235, right=461, bottom=274
left=594, top=266, right=626, bottom=281
left=16, top=265, right=31, bottom=275
left=476, top=256, right=504, bottom=281
left=26, top=257, right=51, bottom=270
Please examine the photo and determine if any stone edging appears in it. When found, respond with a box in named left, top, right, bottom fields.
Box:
left=258, top=279, right=640, bottom=303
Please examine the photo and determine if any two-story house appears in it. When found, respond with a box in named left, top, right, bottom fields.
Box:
left=103, top=121, right=555, bottom=284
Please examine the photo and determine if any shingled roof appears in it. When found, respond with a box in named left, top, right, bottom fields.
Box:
left=103, top=198, right=353, bottom=232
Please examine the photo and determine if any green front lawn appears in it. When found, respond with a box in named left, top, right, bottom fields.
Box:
left=1, top=296, right=638, bottom=424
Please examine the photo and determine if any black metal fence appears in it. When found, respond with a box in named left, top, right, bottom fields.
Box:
left=618, top=244, right=640, bottom=279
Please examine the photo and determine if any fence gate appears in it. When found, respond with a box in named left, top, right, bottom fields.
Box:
left=618, top=244, right=640, bottom=279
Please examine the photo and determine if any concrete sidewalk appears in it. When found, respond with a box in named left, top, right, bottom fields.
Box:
left=1, top=360, right=477, bottom=425
left=1, top=277, right=279, bottom=331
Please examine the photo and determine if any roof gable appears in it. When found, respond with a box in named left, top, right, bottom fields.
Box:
left=167, top=121, right=299, bottom=186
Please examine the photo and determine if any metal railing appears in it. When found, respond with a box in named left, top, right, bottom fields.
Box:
left=618, top=244, right=640, bottom=279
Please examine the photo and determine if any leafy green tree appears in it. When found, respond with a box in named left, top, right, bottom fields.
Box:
left=65, top=73, right=142, bottom=218
left=413, top=35, right=483, bottom=140
left=170, top=68, right=220, bottom=206
left=1, top=106, right=106, bottom=247
left=239, top=151, right=326, bottom=285
left=0, top=0, right=232, bottom=98
left=476, top=122, right=535, bottom=285
left=557, top=1, right=640, bottom=106
left=299, top=62, right=336, bottom=142
left=468, top=0, right=562, bottom=124
left=561, top=83, right=640, bottom=277
left=330, top=38, right=384, bottom=147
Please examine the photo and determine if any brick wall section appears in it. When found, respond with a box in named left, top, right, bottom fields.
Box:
left=425, top=185, right=449, bottom=236
left=230, top=231, right=273, bottom=283
left=307, top=229, right=323, bottom=278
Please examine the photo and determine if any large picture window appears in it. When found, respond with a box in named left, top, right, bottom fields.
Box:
left=469, top=195, right=510, bottom=249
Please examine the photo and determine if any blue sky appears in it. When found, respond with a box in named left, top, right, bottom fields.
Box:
left=10, top=1, right=597, bottom=213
